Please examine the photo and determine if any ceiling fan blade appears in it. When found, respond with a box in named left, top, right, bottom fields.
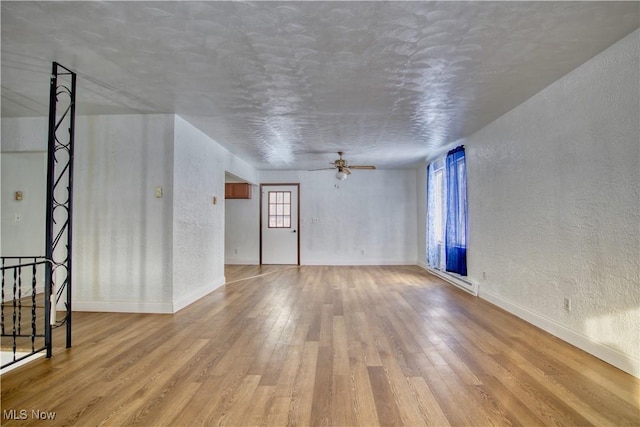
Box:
left=311, top=153, right=375, bottom=174
left=308, top=167, right=336, bottom=171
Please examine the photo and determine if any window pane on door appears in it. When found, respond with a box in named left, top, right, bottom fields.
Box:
left=268, top=191, right=292, bottom=228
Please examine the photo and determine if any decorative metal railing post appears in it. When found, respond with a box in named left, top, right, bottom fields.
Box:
left=45, top=62, right=76, bottom=356
left=1, top=257, right=51, bottom=368
left=1, top=259, right=5, bottom=336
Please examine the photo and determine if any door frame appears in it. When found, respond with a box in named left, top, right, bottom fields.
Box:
left=259, top=183, right=301, bottom=265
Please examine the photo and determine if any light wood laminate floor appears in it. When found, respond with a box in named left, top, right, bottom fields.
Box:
left=1, top=266, right=638, bottom=426
left=225, top=264, right=298, bottom=284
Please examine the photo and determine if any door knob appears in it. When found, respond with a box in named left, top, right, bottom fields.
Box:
left=292, top=230, right=297, bottom=233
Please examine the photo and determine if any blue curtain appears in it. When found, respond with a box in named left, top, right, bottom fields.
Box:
left=445, top=146, right=467, bottom=275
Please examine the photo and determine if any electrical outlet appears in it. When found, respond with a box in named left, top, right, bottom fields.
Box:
left=234, top=249, right=238, bottom=255
left=482, top=272, right=487, bottom=280
left=155, top=186, right=163, bottom=198
left=564, top=297, right=572, bottom=312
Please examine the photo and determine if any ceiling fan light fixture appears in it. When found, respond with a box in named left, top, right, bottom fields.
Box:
left=308, top=152, right=373, bottom=180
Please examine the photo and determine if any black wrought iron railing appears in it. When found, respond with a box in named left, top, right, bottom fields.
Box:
left=1, top=257, right=52, bottom=369
left=1, top=62, right=76, bottom=370
left=46, top=62, right=76, bottom=351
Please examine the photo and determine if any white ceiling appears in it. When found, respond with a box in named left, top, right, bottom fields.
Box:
left=2, top=1, right=638, bottom=170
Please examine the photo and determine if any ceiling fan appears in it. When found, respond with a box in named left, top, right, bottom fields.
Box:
left=309, top=151, right=376, bottom=180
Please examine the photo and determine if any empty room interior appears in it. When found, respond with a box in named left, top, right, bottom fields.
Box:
left=1, top=1, right=639, bottom=426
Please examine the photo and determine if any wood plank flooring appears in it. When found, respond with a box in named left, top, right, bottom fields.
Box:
left=224, top=264, right=298, bottom=284
left=1, top=266, right=638, bottom=426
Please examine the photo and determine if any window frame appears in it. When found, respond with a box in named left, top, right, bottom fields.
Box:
left=267, top=190, right=292, bottom=228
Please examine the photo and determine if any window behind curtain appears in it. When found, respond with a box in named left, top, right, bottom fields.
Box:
left=427, top=157, right=446, bottom=270
left=427, top=146, right=468, bottom=276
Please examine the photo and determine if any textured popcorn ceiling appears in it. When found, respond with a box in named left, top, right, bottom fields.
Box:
left=1, top=1, right=638, bottom=169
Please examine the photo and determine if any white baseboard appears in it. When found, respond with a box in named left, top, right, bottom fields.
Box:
left=303, top=258, right=416, bottom=266
left=479, top=288, right=640, bottom=379
left=172, top=276, right=226, bottom=312
left=224, top=259, right=259, bottom=265
left=73, top=300, right=174, bottom=314
left=73, top=276, right=227, bottom=314
left=417, top=261, right=478, bottom=296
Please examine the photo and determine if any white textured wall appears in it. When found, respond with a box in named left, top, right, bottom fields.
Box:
left=172, top=116, right=226, bottom=308
left=259, top=169, right=418, bottom=265
left=2, top=115, right=178, bottom=311
left=465, top=30, right=639, bottom=374
left=1, top=118, right=48, bottom=152
left=2, top=119, right=50, bottom=302
left=225, top=187, right=260, bottom=264
left=0, top=151, right=48, bottom=300
left=2, top=114, right=257, bottom=313
left=73, top=114, right=175, bottom=311
left=223, top=151, right=259, bottom=185
left=1, top=152, right=47, bottom=257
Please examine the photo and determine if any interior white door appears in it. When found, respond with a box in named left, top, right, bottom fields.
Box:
left=261, top=184, right=299, bottom=264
